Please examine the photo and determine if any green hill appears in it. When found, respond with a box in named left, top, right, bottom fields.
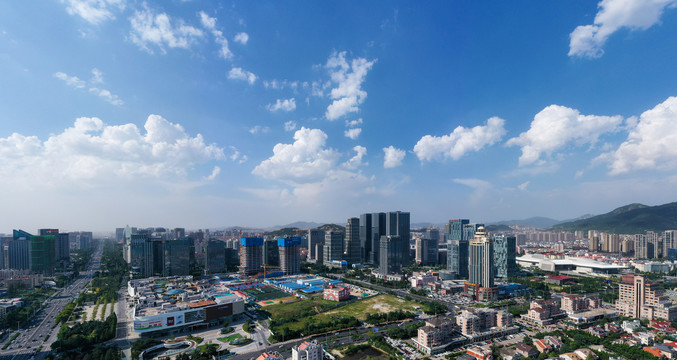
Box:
left=550, top=201, right=677, bottom=234
left=264, top=223, right=346, bottom=237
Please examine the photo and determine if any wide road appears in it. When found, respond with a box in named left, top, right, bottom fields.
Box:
left=0, top=241, right=104, bottom=360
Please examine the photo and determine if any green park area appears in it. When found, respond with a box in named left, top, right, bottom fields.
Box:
left=267, top=294, right=421, bottom=341
left=218, top=334, right=242, bottom=343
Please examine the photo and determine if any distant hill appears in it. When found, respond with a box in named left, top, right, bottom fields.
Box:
left=486, top=224, right=513, bottom=233
left=550, top=202, right=677, bottom=234
left=264, top=223, right=346, bottom=237
left=491, top=216, right=561, bottom=228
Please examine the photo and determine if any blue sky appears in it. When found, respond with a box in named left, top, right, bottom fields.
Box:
left=2, top=0, right=677, bottom=232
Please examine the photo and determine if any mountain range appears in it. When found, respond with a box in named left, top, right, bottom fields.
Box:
left=550, top=202, right=677, bottom=234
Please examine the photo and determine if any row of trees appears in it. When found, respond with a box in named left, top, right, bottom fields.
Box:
left=271, top=315, right=361, bottom=341
left=52, top=312, right=117, bottom=352
left=365, top=310, right=416, bottom=324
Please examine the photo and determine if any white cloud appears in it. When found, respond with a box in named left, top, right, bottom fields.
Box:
left=267, top=98, right=296, bottom=112
left=518, top=181, right=530, bottom=191
left=89, top=87, right=123, bottom=105
left=204, top=166, right=221, bottom=180
left=325, top=51, right=376, bottom=120
left=569, top=0, right=677, bottom=58
left=0, top=115, right=225, bottom=187
left=91, top=68, right=104, bottom=84
left=507, top=105, right=623, bottom=166
left=198, top=11, right=232, bottom=59
left=345, top=118, right=363, bottom=127
left=249, top=126, right=270, bottom=135
left=252, top=127, right=340, bottom=184
left=228, top=67, right=257, bottom=85
left=414, top=117, right=506, bottom=162
left=63, top=0, right=125, bottom=25
left=284, top=121, right=297, bottom=132
left=229, top=146, right=247, bottom=164
left=130, top=6, right=204, bottom=54
left=383, top=146, right=405, bottom=168
left=234, top=32, right=249, bottom=44
left=343, top=145, right=367, bottom=169
left=54, top=72, right=85, bottom=88
left=598, top=96, right=677, bottom=174
left=344, top=128, right=362, bottom=140
left=263, top=79, right=299, bottom=90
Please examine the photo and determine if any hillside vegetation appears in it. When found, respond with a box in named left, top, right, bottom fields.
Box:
left=550, top=202, right=677, bottom=234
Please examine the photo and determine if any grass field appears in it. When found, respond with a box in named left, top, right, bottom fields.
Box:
left=245, top=286, right=289, bottom=301
left=218, top=334, right=243, bottom=342
left=275, top=294, right=421, bottom=332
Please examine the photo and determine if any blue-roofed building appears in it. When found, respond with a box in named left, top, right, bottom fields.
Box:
left=239, top=237, right=264, bottom=277
left=278, top=237, right=302, bottom=275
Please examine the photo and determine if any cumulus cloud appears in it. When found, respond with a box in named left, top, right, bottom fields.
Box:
left=414, top=117, right=506, bottom=162
left=597, top=96, right=677, bottom=174
left=63, top=0, right=125, bottom=25
left=229, top=146, right=247, bottom=164
left=249, top=125, right=270, bottom=135
left=89, top=87, right=124, bottom=105
left=569, top=0, right=677, bottom=58
left=383, top=146, right=405, bottom=168
left=55, top=69, right=123, bottom=105
left=130, top=6, right=204, bottom=54
left=90, top=68, right=104, bottom=84
left=198, top=11, right=232, bottom=59
left=344, top=128, right=362, bottom=140
left=228, top=67, right=257, bottom=85
left=284, top=121, right=297, bottom=132
left=507, top=105, right=623, bottom=166
left=325, top=51, right=376, bottom=120
left=204, top=166, right=221, bottom=180
left=518, top=181, right=530, bottom=191
left=234, top=32, right=249, bottom=44
left=54, top=72, right=86, bottom=88
left=343, top=145, right=367, bottom=169
left=345, top=118, right=363, bottom=127
left=267, top=98, right=296, bottom=112
left=252, top=127, right=341, bottom=184
left=0, top=115, right=226, bottom=188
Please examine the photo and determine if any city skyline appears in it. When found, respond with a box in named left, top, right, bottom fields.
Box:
left=2, top=1, right=677, bottom=231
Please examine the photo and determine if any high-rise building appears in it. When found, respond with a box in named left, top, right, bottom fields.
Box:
left=29, top=235, right=56, bottom=274
left=466, top=227, right=498, bottom=301
left=379, top=235, right=404, bottom=275
left=386, top=211, right=410, bottom=267
left=589, top=236, right=599, bottom=252
left=415, top=237, right=438, bottom=265
left=173, top=228, right=186, bottom=240
left=308, top=229, right=325, bottom=262
left=323, top=231, right=344, bottom=267
left=54, top=233, right=70, bottom=266
left=494, top=235, right=517, bottom=278
left=370, top=212, right=386, bottom=265
left=239, top=237, right=264, bottom=277
left=264, top=239, right=280, bottom=267
left=130, top=234, right=153, bottom=278
left=206, top=240, right=226, bottom=273
left=616, top=274, right=677, bottom=320
left=446, top=219, right=470, bottom=278
left=635, top=232, right=658, bottom=259
left=601, top=233, right=620, bottom=253
left=8, top=237, right=30, bottom=270
left=344, top=218, right=361, bottom=264
left=664, top=230, right=677, bottom=259
left=163, top=238, right=195, bottom=276
left=359, top=213, right=373, bottom=263
left=279, top=237, right=301, bottom=275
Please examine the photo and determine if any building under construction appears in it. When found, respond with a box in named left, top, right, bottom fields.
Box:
left=278, top=237, right=301, bottom=275
left=239, top=237, right=263, bottom=277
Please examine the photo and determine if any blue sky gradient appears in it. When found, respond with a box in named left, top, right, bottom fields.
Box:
left=1, top=1, right=677, bottom=231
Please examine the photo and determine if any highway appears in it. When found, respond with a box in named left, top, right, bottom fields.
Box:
left=0, top=242, right=104, bottom=360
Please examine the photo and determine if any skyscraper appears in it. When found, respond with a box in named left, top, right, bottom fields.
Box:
left=264, top=238, right=280, bottom=267
left=494, top=235, right=517, bottom=278
left=386, top=211, right=410, bottom=267
left=308, top=229, right=325, bottom=262
left=30, top=235, right=56, bottom=274
left=466, top=227, right=498, bottom=301
left=370, top=212, right=386, bottom=265
left=206, top=239, right=226, bottom=273
left=446, top=219, right=469, bottom=278
left=163, top=238, right=195, bottom=276
left=279, top=237, right=301, bottom=275
left=239, top=237, right=264, bottom=277
left=379, top=235, right=404, bottom=275
left=359, top=213, right=372, bottom=263
left=344, top=218, right=361, bottom=264
left=130, top=233, right=153, bottom=278
left=8, top=237, right=30, bottom=270
left=415, top=237, right=438, bottom=265
left=664, top=230, right=677, bottom=259
left=323, top=231, right=344, bottom=267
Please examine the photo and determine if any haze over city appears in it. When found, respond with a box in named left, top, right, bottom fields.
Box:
left=2, top=1, right=677, bottom=232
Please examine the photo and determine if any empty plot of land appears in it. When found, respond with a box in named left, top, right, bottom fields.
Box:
left=322, top=294, right=419, bottom=320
